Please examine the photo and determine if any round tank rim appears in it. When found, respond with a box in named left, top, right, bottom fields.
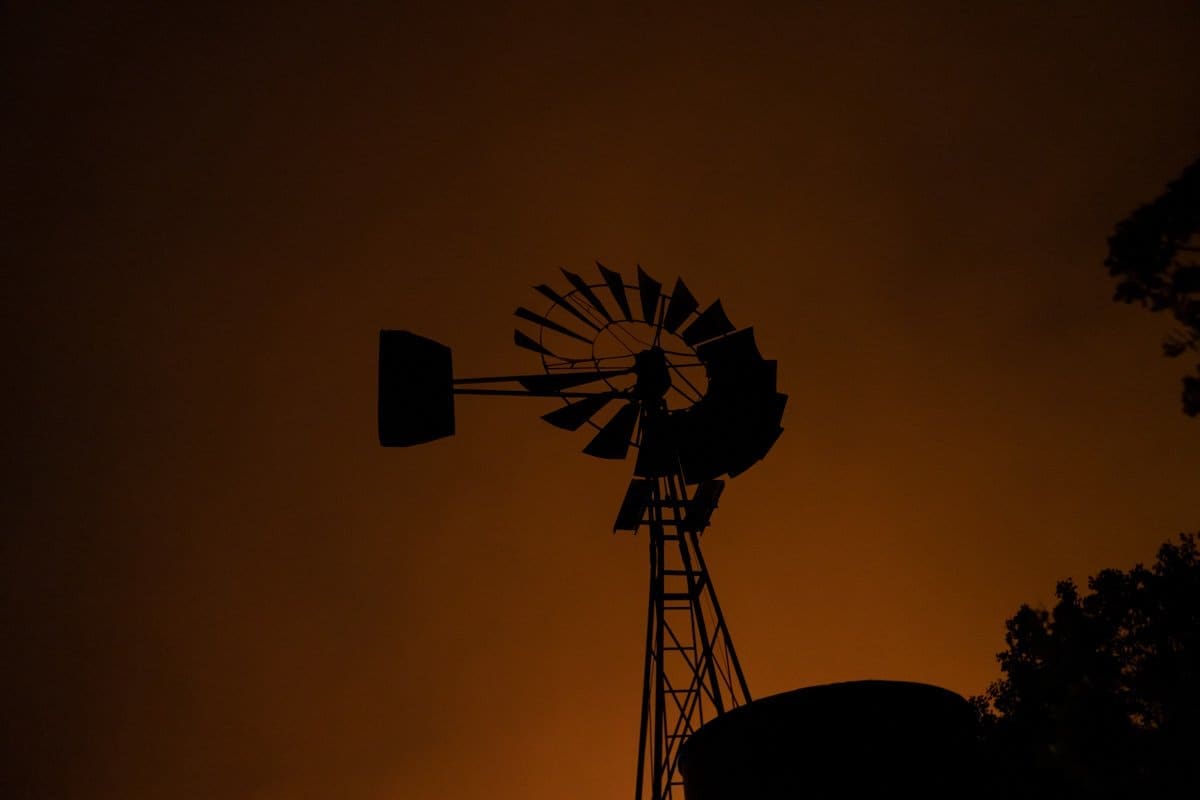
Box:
left=679, top=678, right=973, bottom=760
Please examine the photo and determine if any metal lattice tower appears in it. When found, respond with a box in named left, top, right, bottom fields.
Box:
left=632, top=472, right=751, bottom=800
left=377, top=263, right=786, bottom=799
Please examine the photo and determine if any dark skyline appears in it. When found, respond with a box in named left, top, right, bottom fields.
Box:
left=7, top=3, right=1200, bottom=798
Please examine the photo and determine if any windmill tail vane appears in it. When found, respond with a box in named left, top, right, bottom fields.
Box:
left=377, top=263, right=786, bottom=800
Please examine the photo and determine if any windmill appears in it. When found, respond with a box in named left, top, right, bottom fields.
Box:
left=378, top=264, right=787, bottom=800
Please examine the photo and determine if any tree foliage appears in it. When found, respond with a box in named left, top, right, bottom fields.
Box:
left=975, top=534, right=1200, bottom=797
left=1105, top=157, right=1200, bottom=415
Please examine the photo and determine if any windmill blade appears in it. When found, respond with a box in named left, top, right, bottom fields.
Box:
left=541, top=393, right=616, bottom=430
left=598, top=261, right=633, bottom=320
left=518, top=368, right=630, bottom=393
left=637, top=265, right=662, bottom=324
left=613, top=478, right=655, bottom=531
left=726, top=395, right=787, bottom=478
left=562, top=268, right=613, bottom=322
left=583, top=401, right=639, bottom=459
left=662, top=278, right=699, bottom=333
left=534, top=284, right=602, bottom=332
left=696, top=327, right=763, bottom=378
left=681, top=300, right=735, bottom=346
left=515, top=306, right=593, bottom=344
left=514, top=329, right=558, bottom=358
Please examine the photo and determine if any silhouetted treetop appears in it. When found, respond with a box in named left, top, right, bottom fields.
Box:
left=976, top=533, right=1200, bottom=797
left=1106, top=157, right=1200, bottom=415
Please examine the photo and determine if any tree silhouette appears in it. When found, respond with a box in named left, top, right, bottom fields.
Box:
left=1105, top=157, right=1200, bottom=416
left=975, top=534, right=1200, bottom=797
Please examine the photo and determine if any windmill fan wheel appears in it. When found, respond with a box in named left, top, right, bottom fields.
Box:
left=513, top=264, right=787, bottom=482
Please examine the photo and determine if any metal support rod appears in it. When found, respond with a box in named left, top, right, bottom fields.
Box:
left=452, top=388, right=618, bottom=398
left=451, top=369, right=631, bottom=384
left=634, top=527, right=655, bottom=800
left=651, top=514, right=666, bottom=800
left=687, top=525, right=752, bottom=702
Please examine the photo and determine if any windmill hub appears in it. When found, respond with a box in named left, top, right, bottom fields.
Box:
left=633, top=347, right=672, bottom=401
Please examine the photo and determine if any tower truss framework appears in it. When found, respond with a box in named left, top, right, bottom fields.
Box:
left=630, top=471, right=751, bottom=800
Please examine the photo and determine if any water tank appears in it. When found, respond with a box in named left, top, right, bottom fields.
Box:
left=678, top=680, right=977, bottom=799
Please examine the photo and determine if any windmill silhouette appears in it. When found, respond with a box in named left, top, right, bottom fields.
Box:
left=378, top=264, right=786, bottom=800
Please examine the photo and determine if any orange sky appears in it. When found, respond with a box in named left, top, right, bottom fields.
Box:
left=7, top=3, right=1200, bottom=799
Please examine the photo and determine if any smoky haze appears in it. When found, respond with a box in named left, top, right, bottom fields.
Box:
left=6, top=3, right=1200, bottom=799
